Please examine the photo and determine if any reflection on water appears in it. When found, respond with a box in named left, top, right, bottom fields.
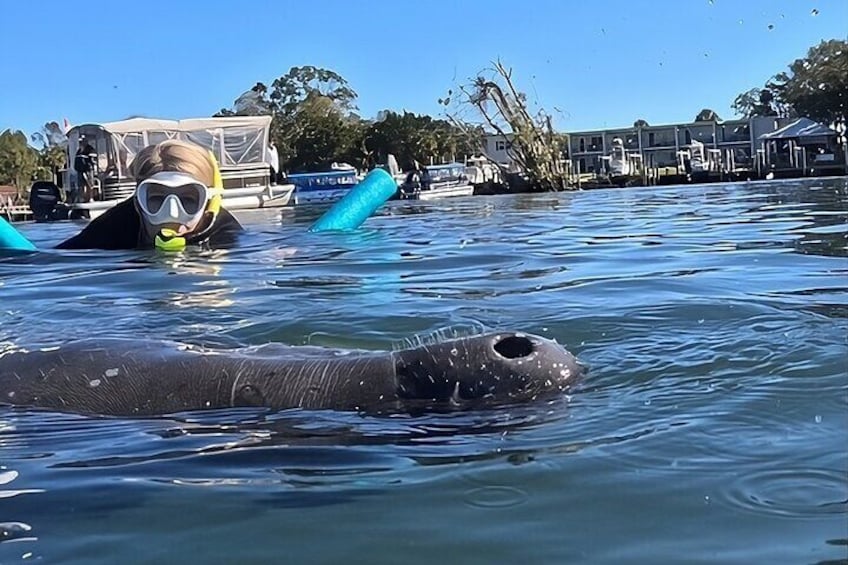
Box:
left=1, top=178, right=847, bottom=564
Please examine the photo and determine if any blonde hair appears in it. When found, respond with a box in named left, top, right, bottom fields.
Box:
left=131, top=140, right=216, bottom=186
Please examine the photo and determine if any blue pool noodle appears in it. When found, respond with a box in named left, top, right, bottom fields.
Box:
left=0, top=216, right=37, bottom=252
left=309, top=168, right=397, bottom=232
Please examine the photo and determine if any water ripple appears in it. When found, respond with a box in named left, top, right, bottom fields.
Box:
left=463, top=486, right=528, bottom=509
left=720, top=467, right=848, bottom=519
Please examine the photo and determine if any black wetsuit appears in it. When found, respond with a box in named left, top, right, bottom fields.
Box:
left=55, top=198, right=244, bottom=250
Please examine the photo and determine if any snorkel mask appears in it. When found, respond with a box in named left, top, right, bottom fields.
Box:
left=134, top=151, right=224, bottom=251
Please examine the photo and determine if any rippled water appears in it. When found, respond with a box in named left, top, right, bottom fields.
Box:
left=2, top=178, right=847, bottom=564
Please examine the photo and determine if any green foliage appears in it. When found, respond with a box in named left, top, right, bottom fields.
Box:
left=31, top=121, right=68, bottom=181
left=731, top=88, right=779, bottom=119
left=0, top=129, right=39, bottom=191
left=218, top=66, right=363, bottom=172
left=213, top=83, right=272, bottom=117
left=286, top=95, right=365, bottom=172
left=269, top=66, right=358, bottom=116
left=767, top=39, right=848, bottom=125
left=218, top=67, right=472, bottom=172
left=734, top=39, right=847, bottom=125
left=362, top=111, right=474, bottom=170
left=633, top=119, right=650, bottom=128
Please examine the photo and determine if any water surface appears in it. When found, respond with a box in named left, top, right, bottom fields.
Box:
left=2, top=178, right=847, bottom=564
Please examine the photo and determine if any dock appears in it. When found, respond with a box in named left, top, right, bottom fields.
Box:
left=0, top=205, right=33, bottom=222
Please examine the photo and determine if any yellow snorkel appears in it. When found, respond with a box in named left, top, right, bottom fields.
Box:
left=154, top=150, right=224, bottom=252
left=206, top=149, right=224, bottom=218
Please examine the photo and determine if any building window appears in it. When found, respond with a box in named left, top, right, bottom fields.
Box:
left=591, top=136, right=602, bottom=150
left=579, top=138, right=585, bottom=152
left=494, top=140, right=508, bottom=152
left=578, top=157, right=585, bottom=172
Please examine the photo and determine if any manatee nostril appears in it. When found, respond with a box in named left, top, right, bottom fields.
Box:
left=493, top=335, right=534, bottom=359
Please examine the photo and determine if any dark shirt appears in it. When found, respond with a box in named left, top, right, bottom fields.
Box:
left=55, top=198, right=244, bottom=250
left=74, top=147, right=94, bottom=174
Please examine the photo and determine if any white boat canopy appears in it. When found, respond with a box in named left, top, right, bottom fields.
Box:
left=758, top=117, right=838, bottom=142
left=67, top=116, right=272, bottom=178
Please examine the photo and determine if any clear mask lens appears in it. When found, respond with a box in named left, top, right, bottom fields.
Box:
left=135, top=173, right=210, bottom=226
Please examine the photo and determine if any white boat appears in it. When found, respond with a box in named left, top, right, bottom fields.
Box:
left=398, top=163, right=475, bottom=201
left=677, top=139, right=722, bottom=181
left=607, top=138, right=632, bottom=176
left=61, top=116, right=294, bottom=219
left=605, top=137, right=643, bottom=178
left=594, top=137, right=643, bottom=187
left=464, top=155, right=504, bottom=188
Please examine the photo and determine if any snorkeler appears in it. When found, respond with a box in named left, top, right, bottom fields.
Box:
left=56, top=140, right=243, bottom=251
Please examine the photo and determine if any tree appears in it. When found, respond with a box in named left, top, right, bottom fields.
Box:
left=360, top=110, right=474, bottom=170
left=31, top=121, right=68, bottom=181
left=0, top=129, right=39, bottom=193
left=268, top=66, right=358, bottom=116
left=694, top=108, right=721, bottom=122
left=286, top=95, right=365, bottom=172
left=214, top=83, right=274, bottom=117
left=731, top=88, right=780, bottom=119
left=442, top=60, right=571, bottom=192
left=633, top=119, right=650, bottom=128
left=217, top=66, right=362, bottom=171
left=766, top=39, right=847, bottom=125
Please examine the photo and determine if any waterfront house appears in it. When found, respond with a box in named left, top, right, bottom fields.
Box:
left=568, top=116, right=801, bottom=177
left=483, top=115, right=844, bottom=182
left=758, top=117, right=846, bottom=177
left=484, top=133, right=515, bottom=166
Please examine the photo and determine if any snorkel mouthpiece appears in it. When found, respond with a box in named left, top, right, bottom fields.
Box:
left=154, top=228, right=186, bottom=252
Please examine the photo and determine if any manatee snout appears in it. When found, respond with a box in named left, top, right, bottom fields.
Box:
left=393, top=332, right=583, bottom=405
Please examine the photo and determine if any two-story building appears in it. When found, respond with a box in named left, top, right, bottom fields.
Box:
left=484, top=116, right=801, bottom=178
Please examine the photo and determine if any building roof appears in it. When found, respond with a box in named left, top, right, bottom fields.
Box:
left=759, top=117, right=837, bottom=140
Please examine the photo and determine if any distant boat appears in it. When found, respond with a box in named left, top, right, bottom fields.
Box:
left=464, top=155, right=504, bottom=194
left=603, top=137, right=643, bottom=187
left=287, top=164, right=360, bottom=206
left=399, top=163, right=475, bottom=200
left=677, top=139, right=721, bottom=182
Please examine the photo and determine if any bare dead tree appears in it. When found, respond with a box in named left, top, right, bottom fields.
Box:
left=441, top=60, right=572, bottom=191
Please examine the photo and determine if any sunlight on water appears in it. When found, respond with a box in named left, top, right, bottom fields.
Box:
left=1, top=178, right=847, bottom=564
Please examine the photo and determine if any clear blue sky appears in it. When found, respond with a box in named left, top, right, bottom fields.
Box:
left=1, top=0, right=845, bottom=140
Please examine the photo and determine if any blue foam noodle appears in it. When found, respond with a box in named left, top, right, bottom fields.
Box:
left=309, top=168, right=397, bottom=232
left=0, top=216, right=37, bottom=252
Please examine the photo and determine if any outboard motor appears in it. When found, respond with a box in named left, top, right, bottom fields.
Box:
left=401, top=170, right=421, bottom=199
left=28, top=181, right=69, bottom=222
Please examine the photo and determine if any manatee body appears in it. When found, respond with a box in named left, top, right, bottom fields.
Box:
left=0, top=332, right=582, bottom=417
